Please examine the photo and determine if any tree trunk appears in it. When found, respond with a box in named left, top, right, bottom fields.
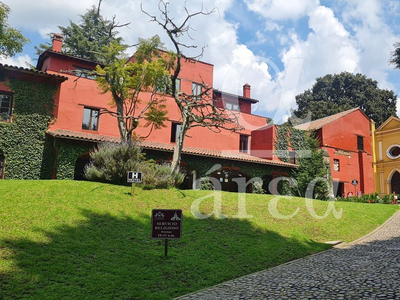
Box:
left=116, top=101, right=127, bottom=143
left=171, top=118, right=189, bottom=174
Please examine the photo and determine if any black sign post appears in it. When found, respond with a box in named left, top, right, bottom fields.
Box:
left=151, top=209, right=182, bottom=257
left=127, top=171, right=142, bottom=195
left=352, top=179, right=358, bottom=196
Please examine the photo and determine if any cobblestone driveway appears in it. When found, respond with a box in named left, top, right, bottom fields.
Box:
left=176, top=210, right=400, bottom=300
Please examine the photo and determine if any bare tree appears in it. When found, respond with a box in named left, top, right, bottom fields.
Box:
left=142, top=1, right=243, bottom=174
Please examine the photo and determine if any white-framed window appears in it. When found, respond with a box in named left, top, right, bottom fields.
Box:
left=289, top=151, right=297, bottom=164
left=239, top=135, right=249, bottom=153
left=333, top=159, right=340, bottom=171
left=82, top=107, right=99, bottom=131
left=0, top=93, right=12, bottom=122
left=175, top=78, right=181, bottom=92
left=387, top=145, right=400, bottom=160
left=171, top=122, right=182, bottom=143
left=74, top=66, right=96, bottom=80
left=192, top=82, right=202, bottom=97
left=155, top=76, right=172, bottom=93
left=225, top=102, right=240, bottom=111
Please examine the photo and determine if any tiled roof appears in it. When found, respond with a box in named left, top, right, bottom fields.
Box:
left=0, top=63, right=68, bottom=81
left=294, top=108, right=361, bottom=131
left=47, top=129, right=297, bottom=168
left=213, top=89, right=259, bottom=104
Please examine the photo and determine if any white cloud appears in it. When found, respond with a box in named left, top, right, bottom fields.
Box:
left=3, top=0, right=95, bottom=33
left=265, top=20, right=283, bottom=31
left=340, top=0, right=400, bottom=102
left=278, top=6, right=360, bottom=117
left=245, top=0, right=319, bottom=20
left=388, top=0, right=400, bottom=16
left=0, top=54, right=33, bottom=68
left=342, top=0, right=382, bottom=30
left=3, top=0, right=399, bottom=123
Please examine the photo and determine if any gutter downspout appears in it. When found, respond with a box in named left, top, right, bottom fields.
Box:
left=371, top=120, right=377, bottom=193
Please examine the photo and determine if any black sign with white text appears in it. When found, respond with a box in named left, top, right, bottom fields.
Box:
left=127, top=171, right=142, bottom=183
left=151, top=209, right=182, bottom=239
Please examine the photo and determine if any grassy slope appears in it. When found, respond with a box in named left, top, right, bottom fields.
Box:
left=0, top=180, right=397, bottom=299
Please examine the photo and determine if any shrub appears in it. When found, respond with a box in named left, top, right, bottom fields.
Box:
left=336, top=192, right=393, bottom=204
left=85, top=142, right=183, bottom=189
left=252, top=180, right=265, bottom=194
left=199, top=178, right=214, bottom=190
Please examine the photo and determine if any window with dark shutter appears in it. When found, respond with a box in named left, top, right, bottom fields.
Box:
left=357, top=135, right=364, bottom=151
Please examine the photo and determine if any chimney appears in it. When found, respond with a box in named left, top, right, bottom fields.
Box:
left=52, top=34, right=63, bottom=52
left=243, top=83, right=251, bottom=98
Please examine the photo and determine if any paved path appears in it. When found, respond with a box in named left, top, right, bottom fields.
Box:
left=176, top=210, right=400, bottom=300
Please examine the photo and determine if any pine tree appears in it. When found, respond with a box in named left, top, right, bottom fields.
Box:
left=35, top=3, right=128, bottom=63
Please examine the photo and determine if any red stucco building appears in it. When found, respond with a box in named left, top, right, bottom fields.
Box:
left=295, top=108, right=375, bottom=196
left=0, top=34, right=375, bottom=195
left=33, top=35, right=297, bottom=190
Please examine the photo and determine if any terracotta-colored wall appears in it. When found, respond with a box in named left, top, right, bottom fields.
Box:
left=251, top=125, right=276, bottom=160
left=239, top=101, right=252, bottom=114
left=44, top=55, right=97, bottom=73
left=47, top=72, right=120, bottom=137
left=45, top=54, right=269, bottom=153
left=0, top=82, right=11, bottom=92
left=325, top=147, right=374, bottom=194
left=321, top=110, right=374, bottom=194
left=321, top=111, right=372, bottom=154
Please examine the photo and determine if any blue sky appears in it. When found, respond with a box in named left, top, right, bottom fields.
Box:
left=2, top=0, right=400, bottom=123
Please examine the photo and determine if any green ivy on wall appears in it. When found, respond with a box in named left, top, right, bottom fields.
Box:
left=275, top=124, right=290, bottom=162
left=0, top=79, right=58, bottom=179
left=10, top=79, right=56, bottom=116
left=55, top=140, right=94, bottom=179
left=144, top=149, right=287, bottom=179
left=275, top=124, right=332, bottom=200
left=274, top=124, right=308, bottom=163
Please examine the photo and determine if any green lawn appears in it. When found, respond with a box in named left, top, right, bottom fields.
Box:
left=0, top=180, right=398, bottom=299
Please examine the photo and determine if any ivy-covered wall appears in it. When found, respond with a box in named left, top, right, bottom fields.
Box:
left=55, top=139, right=94, bottom=179
left=274, top=124, right=308, bottom=163
left=144, top=149, right=291, bottom=179
left=0, top=79, right=59, bottom=179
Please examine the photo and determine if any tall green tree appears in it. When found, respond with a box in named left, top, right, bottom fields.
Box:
left=274, top=125, right=330, bottom=200
left=0, top=2, right=29, bottom=57
left=95, top=36, right=171, bottom=143
left=36, top=2, right=128, bottom=63
left=292, top=134, right=331, bottom=200
left=291, top=72, right=397, bottom=126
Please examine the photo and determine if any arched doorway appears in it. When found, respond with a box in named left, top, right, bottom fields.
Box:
left=74, top=153, right=91, bottom=180
left=178, top=161, right=196, bottom=190
left=391, top=171, right=400, bottom=194
left=0, top=151, right=5, bottom=179
left=262, top=175, right=273, bottom=194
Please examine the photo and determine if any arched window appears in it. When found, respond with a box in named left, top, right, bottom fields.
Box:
left=74, top=153, right=91, bottom=180
left=391, top=171, right=400, bottom=194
